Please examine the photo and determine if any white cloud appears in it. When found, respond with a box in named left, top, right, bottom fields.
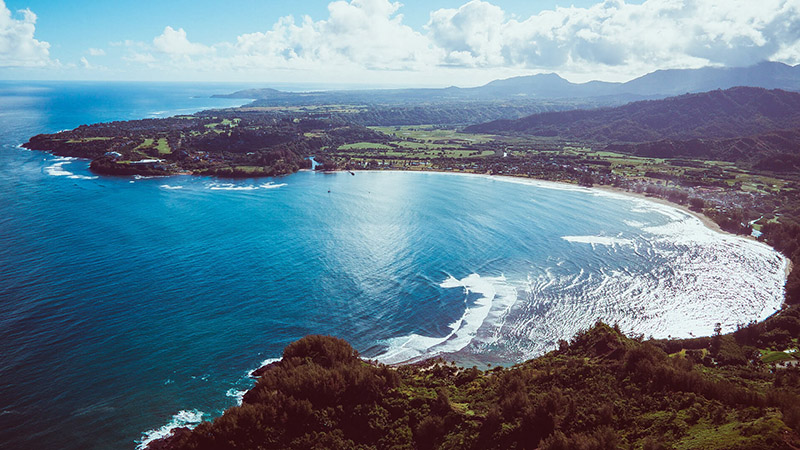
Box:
left=427, top=1, right=506, bottom=66
left=426, top=0, right=800, bottom=79
left=109, top=0, right=800, bottom=83
left=0, top=1, right=51, bottom=67
left=221, top=0, right=438, bottom=71
left=153, top=26, right=212, bottom=56
left=88, top=48, right=105, bottom=56
left=80, top=56, right=91, bottom=69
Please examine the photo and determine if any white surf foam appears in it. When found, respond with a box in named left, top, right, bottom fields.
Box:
left=226, top=388, right=247, bottom=406
left=260, top=182, right=287, bottom=189
left=44, top=159, right=98, bottom=180
left=208, top=183, right=258, bottom=191
left=159, top=185, right=184, bottom=190
left=135, top=409, right=204, bottom=450
left=479, top=208, right=788, bottom=362
left=207, top=182, right=287, bottom=191
left=377, top=274, right=517, bottom=364
left=221, top=358, right=282, bottom=407
left=562, top=235, right=633, bottom=246
left=45, top=161, right=73, bottom=177
left=247, top=358, right=281, bottom=378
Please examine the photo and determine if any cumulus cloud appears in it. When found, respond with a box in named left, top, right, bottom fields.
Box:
left=88, top=48, right=105, bottom=56
left=117, top=0, right=800, bottom=82
left=426, top=0, right=800, bottom=77
left=0, top=0, right=51, bottom=67
left=153, top=26, right=212, bottom=56
left=220, top=0, right=438, bottom=71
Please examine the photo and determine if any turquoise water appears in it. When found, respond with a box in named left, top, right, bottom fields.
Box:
left=0, top=83, right=788, bottom=449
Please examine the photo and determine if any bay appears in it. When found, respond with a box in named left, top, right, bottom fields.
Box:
left=0, top=82, right=787, bottom=449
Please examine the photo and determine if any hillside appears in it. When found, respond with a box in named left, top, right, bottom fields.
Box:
left=605, top=129, right=800, bottom=170
left=466, top=87, right=800, bottom=141
left=148, top=319, right=800, bottom=450
left=209, top=63, right=800, bottom=127
left=217, top=62, right=800, bottom=106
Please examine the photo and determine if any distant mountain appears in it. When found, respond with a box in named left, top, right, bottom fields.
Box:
left=217, top=62, right=800, bottom=105
left=466, top=86, right=800, bottom=168
left=621, top=61, right=800, bottom=96
left=460, top=72, right=621, bottom=99
left=465, top=87, right=800, bottom=141
left=464, top=61, right=800, bottom=99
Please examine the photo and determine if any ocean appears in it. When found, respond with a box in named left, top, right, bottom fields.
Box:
left=0, top=82, right=788, bottom=449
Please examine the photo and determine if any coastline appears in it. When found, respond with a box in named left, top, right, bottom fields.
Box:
left=140, top=167, right=795, bottom=449
left=349, top=168, right=793, bottom=286
left=39, top=152, right=793, bottom=290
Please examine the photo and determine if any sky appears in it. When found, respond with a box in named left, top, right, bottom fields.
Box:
left=1, top=0, right=799, bottom=87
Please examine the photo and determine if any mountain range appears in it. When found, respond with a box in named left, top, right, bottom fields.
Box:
left=217, top=61, right=800, bottom=106
left=465, top=87, right=800, bottom=141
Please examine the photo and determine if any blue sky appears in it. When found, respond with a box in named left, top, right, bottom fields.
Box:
left=1, top=0, right=797, bottom=86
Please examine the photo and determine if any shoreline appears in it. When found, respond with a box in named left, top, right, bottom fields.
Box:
left=36, top=152, right=793, bottom=288
left=141, top=166, right=795, bottom=448
left=349, top=168, right=793, bottom=286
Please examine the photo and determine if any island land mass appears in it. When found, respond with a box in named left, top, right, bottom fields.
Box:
left=22, top=62, right=800, bottom=449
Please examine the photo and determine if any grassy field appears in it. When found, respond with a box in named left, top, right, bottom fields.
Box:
left=132, top=137, right=171, bottom=155
left=761, top=350, right=794, bottom=363
left=66, top=137, right=113, bottom=143
left=155, top=138, right=171, bottom=154
left=337, top=147, right=494, bottom=159
left=338, top=142, right=393, bottom=150
left=370, top=125, right=496, bottom=143
left=134, top=138, right=154, bottom=150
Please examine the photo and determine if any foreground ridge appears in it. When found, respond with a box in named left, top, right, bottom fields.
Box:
left=149, top=321, right=800, bottom=450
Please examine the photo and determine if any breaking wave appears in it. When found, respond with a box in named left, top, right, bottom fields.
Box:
left=207, top=182, right=287, bottom=191
left=378, top=274, right=517, bottom=364
left=135, top=410, right=204, bottom=450
left=44, top=157, right=98, bottom=180
left=379, top=194, right=787, bottom=365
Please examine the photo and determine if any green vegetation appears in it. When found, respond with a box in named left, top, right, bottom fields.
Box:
left=22, top=84, right=800, bottom=450
left=24, top=112, right=384, bottom=177
left=761, top=350, right=794, bottom=364
left=371, top=125, right=496, bottom=143
left=339, top=142, right=393, bottom=150
left=150, top=324, right=800, bottom=449
left=155, top=138, right=171, bottom=154
left=66, top=136, right=112, bottom=143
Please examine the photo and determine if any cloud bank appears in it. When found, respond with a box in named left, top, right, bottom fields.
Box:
left=126, top=0, right=800, bottom=81
left=0, top=0, right=51, bottom=67
left=10, top=0, right=800, bottom=82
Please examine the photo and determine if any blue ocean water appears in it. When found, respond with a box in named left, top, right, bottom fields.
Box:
left=0, top=83, right=788, bottom=450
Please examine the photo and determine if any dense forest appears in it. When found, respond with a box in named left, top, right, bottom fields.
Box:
left=463, top=87, right=800, bottom=171
left=604, top=129, right=800, bottom=170
left=466, top=87, right=800, bottom=142
left=149, top=318, right=800, bottom=450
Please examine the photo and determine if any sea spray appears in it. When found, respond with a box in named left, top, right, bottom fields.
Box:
left=135, top=410, right=204, bottom=450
